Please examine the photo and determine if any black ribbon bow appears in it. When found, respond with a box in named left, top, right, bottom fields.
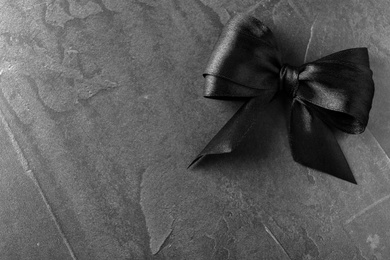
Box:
left=189, top=14, right=375, bottom=184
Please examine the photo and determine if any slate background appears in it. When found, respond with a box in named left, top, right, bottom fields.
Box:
left=0, top=0, right=390, bottom=259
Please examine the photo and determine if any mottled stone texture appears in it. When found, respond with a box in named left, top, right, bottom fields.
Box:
left=0, top=0, right=390, bottom=259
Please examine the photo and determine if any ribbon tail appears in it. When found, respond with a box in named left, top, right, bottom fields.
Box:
left=289, top=100, right=357, bottom=184
left=189, top=96, right=269, bottom=168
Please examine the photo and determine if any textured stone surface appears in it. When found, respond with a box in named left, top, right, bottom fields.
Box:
left=0, top=0, right=390, bottom=259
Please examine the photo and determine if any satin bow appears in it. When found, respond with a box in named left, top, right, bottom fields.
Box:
left=189, top=14, right=375, bottom=184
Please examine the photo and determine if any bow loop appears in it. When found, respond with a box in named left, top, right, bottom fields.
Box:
left=203, top=13, right=282, bottom=99
left=296, top=48, right=375, bottom=134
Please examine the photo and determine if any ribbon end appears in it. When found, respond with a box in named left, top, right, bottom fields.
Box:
left=188, top=155, right=204, bottom=169
left=335, top=168, right=358, bottom=185
left=349, top=177, right=358, bottom=185
left=290, top=101, right=359, bottom=185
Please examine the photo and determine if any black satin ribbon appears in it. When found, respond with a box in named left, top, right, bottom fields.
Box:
left=189, top=14, right=375, bottom=184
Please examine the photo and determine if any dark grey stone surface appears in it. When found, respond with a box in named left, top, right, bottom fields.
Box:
left=0, top=0, right=390, bottom=259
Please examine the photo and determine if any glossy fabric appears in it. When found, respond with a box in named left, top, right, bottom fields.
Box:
left=190, top=14, right=375, bottom=184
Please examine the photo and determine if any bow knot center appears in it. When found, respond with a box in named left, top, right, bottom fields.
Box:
left=279, top=64, right=299, bottom=98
